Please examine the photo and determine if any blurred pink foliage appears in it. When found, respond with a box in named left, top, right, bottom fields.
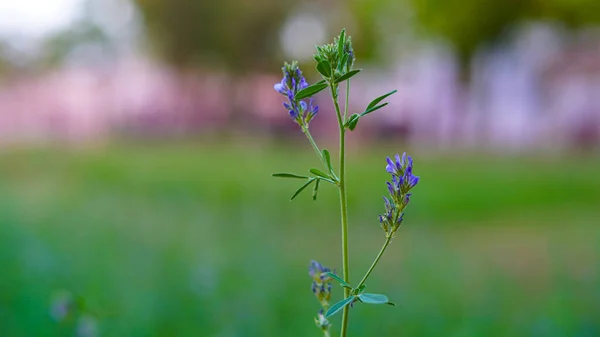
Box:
left=0, top=25, right=599, bottom=150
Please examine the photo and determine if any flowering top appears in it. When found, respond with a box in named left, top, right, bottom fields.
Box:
left=379, top=153, right=420, bottom=236
left=309, top=260, right=333, bottom=310
left=274, top=61, right=319, bottom=126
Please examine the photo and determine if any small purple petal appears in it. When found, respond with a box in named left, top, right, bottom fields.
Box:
left=299, top=77, right=308, bottom=90
left=309, top=260, right=323, bottom=277
left=274, top=79, right=287, bottom=94
left=410, top=176, right=420, bottom=187
left=386, top=157, right=395, bottom=174
left=386, top=182, right=394, bottom=195
left=383, top=196, right=391, bottom=210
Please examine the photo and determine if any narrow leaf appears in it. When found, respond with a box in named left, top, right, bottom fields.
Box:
left=316, top=60, right=332, bottom=78
left=346, top=113, right=360, bottom=131
left=312, top=179, right=320, bottom=201
left=272, top=173, right=309, bottom=179
left=358, top=293, right=390, bottom=305
left=290, top=178, right=315, bottom=200
left=326, top=272, right=352, bottom=289
left=325, top=296, right=356, bottom=318
left=334, top=69, right=361, bottom=83
left=360, top=103, right=388, bottom=117
left=356, top=284, right=366, bottom=293
left=338, top=29, right=346, bottom=56
left=366, top=90, right=397, bottom=111
left=322, top=149, right=333, bottom=174
left=344, top=114, right=359, bottom=128
left=295, top=81, right=328, bottom=100
left=310, top=168, right=331, bottom=179
left=338, top=53, right=349, bottom=72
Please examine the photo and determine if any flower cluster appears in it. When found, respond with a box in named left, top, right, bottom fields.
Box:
left=309, top=260, right=333, bottom=308
left=314, top=309, right=331, bottom=334
left=379, top=153, right=420, bottom=236
left=274, top=61, right=319, bottom=126
left=314, top=35, right=355, bottom=78
left=309, top=260, right=333, bottom=333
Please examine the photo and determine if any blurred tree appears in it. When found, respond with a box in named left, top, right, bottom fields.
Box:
left=134, top=0, right=292, bottom=73
left=408, top=0, right=600, bottom=69
left=40, top=22, right=113, bottom=68
left=0, top=42, right=7, bottom=76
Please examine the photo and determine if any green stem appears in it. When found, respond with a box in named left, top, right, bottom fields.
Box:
left=357, top=204, right=403, bottom=289
left=356, top=235, right=392, bottom=289
left=302, top=127, right=323, bottom=163
left=303, top=126, right=339, bottom=181
left=330, top=83, right=350, bottom=337
left=344, top=80, right=350, bottom=120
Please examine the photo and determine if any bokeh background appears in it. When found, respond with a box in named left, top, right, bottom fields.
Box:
left=1, top=0, right=600, bottom=336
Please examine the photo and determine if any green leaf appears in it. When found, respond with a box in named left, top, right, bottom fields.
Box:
left=325, top=296, right=356, bottom=318
left=295, top=81, right=328, bottom=100
left=326, top=272, right=352, bottom=289
left=272, top=173, right=309, bottom=179
left=316, top=60, right=332, bottom=78
left=290, top=178, right=315, bottom=200
left=338, top=29, right=346, bottom=58
left=360, top=103, right=388, bottom=117
left=356, top=284, right=366, bottom=293
left=346, top=113, right=360, bottom=131
left=366, top=90, right=397, bottom=111
left=358, top=293, right=392, bottom=305
left=322, top=149, right=333, bottom=174
left=312, top=179, right=320, bottom=201
left=334, top=69, right=361, bottom=84
left=338, top=53, right=349, bottom=72
left=309, top=168, right=331, bottom=179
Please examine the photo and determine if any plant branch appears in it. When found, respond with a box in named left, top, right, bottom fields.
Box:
left=343, top=80, right=350, bottom=121
left=330, top=82, right=351, bottom=337
left=357, top=205, right=403, bottom=289
left=356, top=235, right=392, bottom=289
left=303, top=126, right=339, bottom=181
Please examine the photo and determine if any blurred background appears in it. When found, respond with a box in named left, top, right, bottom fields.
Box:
left=0, top=0, right=599, bottom=336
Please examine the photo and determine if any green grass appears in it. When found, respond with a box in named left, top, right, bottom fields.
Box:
left=0, top=143, right=599, bottom=336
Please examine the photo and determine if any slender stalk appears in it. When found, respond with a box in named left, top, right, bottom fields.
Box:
left=356, top=235, right=392, bottom=289
left=330, top=83, right=350, bottom=337
left=302, top=126, right=325, bottom=165
left=343, top=80, right=350, bottom=120
left=302, top=126, right=338, bottom=180
left=357, top=205, right=403, bottom=289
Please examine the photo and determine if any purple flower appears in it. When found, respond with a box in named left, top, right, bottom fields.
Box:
left=274, top=79, right=286, bottom=94
left=403, top=193, right=411, bottom=205
left=309, top=260, right=333, bottom=284
left=274, top=61, right=319, bottom=126
left=309, top=260, right=333, bottom=307
left=380, top=153, right=419, bottom=234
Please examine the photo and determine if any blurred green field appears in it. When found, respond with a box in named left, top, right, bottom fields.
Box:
left=0, top=144, right=599, bottom=336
